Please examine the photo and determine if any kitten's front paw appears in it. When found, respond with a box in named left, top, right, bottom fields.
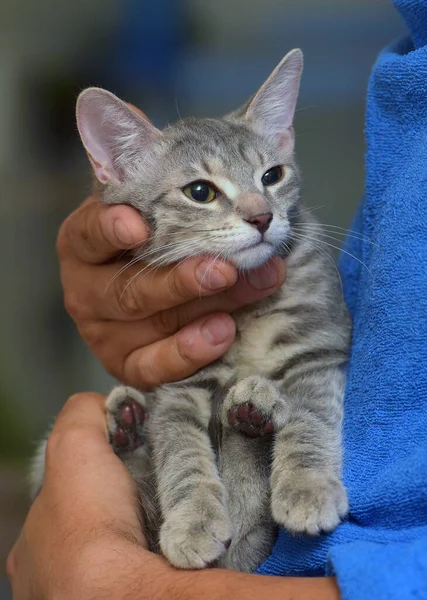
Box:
left=271, top=472, right=348, bottom=535
left=223, top=376, right=288, bottom=436
left=106, top=386, right=147, bottom=454
left=160, top=503, right=231, bottom=569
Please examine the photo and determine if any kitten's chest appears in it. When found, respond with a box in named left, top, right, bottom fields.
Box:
left=224, top=291, right=289, bottom=379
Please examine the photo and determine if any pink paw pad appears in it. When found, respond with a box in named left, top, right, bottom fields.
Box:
left=112, top=400, right=147, bottom=451
left=228, top=402, right=275, bottom=437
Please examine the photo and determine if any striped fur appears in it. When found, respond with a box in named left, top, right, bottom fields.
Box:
left=31, top=49, right=352, bottom=572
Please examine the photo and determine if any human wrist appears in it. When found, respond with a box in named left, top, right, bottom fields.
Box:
left=166, top=569, right=341, bottom=600
left=68, top=539, right=173, bottom=600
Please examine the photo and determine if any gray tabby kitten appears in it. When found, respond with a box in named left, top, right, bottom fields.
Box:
left=32, top=49, right=351, bottom=573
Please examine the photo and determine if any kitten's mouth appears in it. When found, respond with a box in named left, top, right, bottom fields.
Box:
left=232, top=241, right=276, bottom=269
left=242, top=233, right=277, bottom=250
left=243, top=240, right=264, bottom=250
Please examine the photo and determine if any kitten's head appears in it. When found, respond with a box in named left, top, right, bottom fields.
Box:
left=76, top=49, right=303, bottom=270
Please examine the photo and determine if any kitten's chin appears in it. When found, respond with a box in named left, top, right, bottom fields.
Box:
left=230, top=242, right=276, bottom=270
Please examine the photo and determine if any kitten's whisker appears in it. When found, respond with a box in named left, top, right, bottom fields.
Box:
left=291, top=231, right=373, bottom=277
left=296, top=223, right=375, bottom=245
left=165, top=228, right=226, bottom=235
left=294, top=226, right=375, bottom=247
left=106, top=255, right=143, bottom=289
left=287, top=235, right=344, bottom=296
left=106, top=240, right=195, bottom=292
left=160, top=243, right=205, bottom=285
left=164, top=256, right=193, bottom=283
left=303, top=204, right=327, bottom=214
left=197, top=252, right=222, bottom=299
left=118, top=252, right=182, bottom=300
left=174, top=92, right=183, bottom=121
left=119, top=252, right=183, bottom=295
left=296, top=225, right=368, bottom=241
left=120, top=238, right=205, bottom=298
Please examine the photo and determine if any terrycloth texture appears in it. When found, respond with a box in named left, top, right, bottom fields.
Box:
left=256, top=2, right=427, bottom=598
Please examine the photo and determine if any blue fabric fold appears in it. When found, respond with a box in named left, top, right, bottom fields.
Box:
left=256, top=2, right=427, bottom=597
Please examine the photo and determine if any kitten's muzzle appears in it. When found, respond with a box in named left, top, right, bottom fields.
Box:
left=244, top=212, right=273, bottom=235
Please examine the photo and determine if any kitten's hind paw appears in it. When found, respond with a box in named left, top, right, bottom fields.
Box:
left=271, top=472, right=348, bottom=535
left=106, top=386, right=148, bottom=454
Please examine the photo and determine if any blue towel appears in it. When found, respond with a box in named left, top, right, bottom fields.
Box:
left=256, top=2, right=427, bottom=598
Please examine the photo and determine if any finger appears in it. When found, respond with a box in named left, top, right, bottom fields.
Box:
left=58, top=195, right=149, bottom=265
left=83, top=259, right=286, bottom=380
left=183, top=256, right=287, bottom=320
left=45, top=394, right=142, bottom=516
left=48, top=392, right=108, bottom=450
left=66, top=255, right=238, bottom=321
left=44, top=393, right=146, bottom=544
left=111, top=256, right=284, bottom=323
left=123, top=313, right=236, bottom=388
left=45, top=392, right=113, bottom=477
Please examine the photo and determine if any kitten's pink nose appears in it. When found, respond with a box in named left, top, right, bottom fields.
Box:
left=244, top=212, right=273, bottom=234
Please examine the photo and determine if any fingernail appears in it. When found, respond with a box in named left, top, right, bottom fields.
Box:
left=201, top=316, right=232, bottom=345
left=113, top=218, right=136, bottom=246
left=248, top=265, right=278, bottom=290
left=195, top=261, right=228, bottom=290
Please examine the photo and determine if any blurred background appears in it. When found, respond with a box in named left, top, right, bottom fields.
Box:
left=0, top=0, right=405, bottom=596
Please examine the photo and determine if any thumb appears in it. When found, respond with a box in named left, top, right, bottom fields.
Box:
left=44, top=393, right=147, bottom=546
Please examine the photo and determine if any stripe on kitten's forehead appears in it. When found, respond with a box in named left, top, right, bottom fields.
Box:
left=76, top=49, right=303, bottom=269
left=210, top=178, right=239, bottom=200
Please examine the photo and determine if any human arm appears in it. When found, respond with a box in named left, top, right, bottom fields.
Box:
left=7, top=393, right=340, bottom=600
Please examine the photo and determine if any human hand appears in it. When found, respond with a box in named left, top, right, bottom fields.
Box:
left=6, top=392, right=175, bottom=599
left=57, top=195, right=286, bottom=389
left=7, top=392, right=340, bottom=600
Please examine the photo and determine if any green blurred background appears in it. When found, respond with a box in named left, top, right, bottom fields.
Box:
left=0, top=0, right=405, bottom=596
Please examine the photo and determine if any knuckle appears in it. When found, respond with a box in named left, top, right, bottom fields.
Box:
left=137, top=369, right=157, bottom=390
left=151, top=307, right=180, bottom=337
left=123, top=350, right=157, bottom=391
left=56, top=220, right=71, bottom=260
left=116, top=279, right=144, bottom=317
left=64, top=290, right=87, bottom=320
left=66, top=392, right=89, bottom=408
left=168, top=271, right=193, bottom=304
left=79, top=322, right=105, bottom=350
left=175, top=335, right=199, bottom=369
left=5, top=550, right=15, bottom=579
left=103, top=352, right=126, bottom=382
left=104, top=362, right=124, bottom=383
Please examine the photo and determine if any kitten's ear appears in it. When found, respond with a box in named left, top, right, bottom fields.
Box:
left=243, top=49, right=303, bottom=144
left=76, top=87, right=162, bottom=184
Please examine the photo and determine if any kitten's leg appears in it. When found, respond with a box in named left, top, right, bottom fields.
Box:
left=271, top=367, right=348, bottom=535
left=151, top=379, right=231, bottom=569
left=106, top=386, right=160, bottom=552
left=218, top=376, right=286, bottom=572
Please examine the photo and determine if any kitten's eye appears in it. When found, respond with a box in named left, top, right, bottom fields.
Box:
left=261, top=166, right=283, bottom=186
left=183, top=181, right=217, bottom=203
